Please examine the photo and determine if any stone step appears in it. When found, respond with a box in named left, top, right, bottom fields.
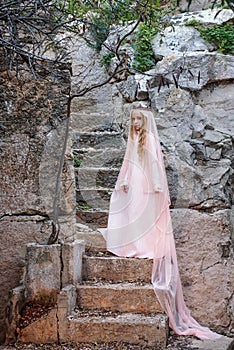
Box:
left=73, top=148, right=124, bottom=168
left=72, top=131, right=126, bottom=150
left=70, top=94, right=114, bottom=116
left=76, top=188, right=111, bottom=211
left=76, top=209, right=108, bottom=228
left=82, top=255, right=153, bottom=283
left=75, top=167, right=119, bottom=189
left=71, top=110, right=117, bottom=132
left=64, top=311, right=168, bottom=347
left=71, top=111, right=121, bottom=133
left=77, top=282, right=162, bottom=314
left=74, top=225, right=107, bottom=252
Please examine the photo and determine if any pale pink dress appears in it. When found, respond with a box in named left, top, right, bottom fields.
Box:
left=102, top=109, right=221, bottom=340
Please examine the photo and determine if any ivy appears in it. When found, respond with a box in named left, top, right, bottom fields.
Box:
left=186, top=20, right=234, bottom=55
left=132, top=22, right=158, bottom=72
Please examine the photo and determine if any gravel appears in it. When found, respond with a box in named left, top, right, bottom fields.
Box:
left=0, top=334, right=195, bottom=350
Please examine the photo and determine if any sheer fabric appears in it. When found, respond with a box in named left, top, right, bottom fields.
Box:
left=102, top=108, right=221, bottom=340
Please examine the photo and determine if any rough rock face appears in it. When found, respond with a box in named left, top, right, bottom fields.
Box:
left=0, top=69, right=74, bottom=342
left=172, top=209, right=233, bottom=332
left=170, top=8, right=234, bottom=25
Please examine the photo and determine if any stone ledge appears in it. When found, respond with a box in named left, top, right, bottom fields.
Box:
left=77, top=282, right=162, bottom=314
left=63, top=312, right=168, bottom=347
left=82, top=255, right=153, bottom=282
left=74, top=229, right=107, bottom=252
left=191, top=335, right=234, bottom=350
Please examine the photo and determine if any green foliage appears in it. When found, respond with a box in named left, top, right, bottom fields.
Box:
left=186, top=20, right=234, bottom=55
left=201, top=23, right=234, bottom=55
left=77, top=203, right=92, bottom=211
left=73, top=155, right=82, bottom=167
left=132, top=22, right=158, bottom=72
left=101, top=52, right=116, bottom=66
left=59, top=0, right=163, bottom=51
left=57, top=1, right=172, bottom=71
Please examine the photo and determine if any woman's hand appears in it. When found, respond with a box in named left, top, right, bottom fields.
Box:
left=154, top=185, right=163, bottom=193
left=121, top=184, right=129, bottom=193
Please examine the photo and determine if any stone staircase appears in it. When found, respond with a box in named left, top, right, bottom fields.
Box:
left=73, top=131, right=125, bottom=226
left=60, top=216, right=167, bottom=347
left=58, top=82, right=168, bottom=346
left=12, top=237, right=168, bottom=347
left=70, top=93, right=126, bottom=227
left=69, top=249, right=168, bottom=347
left=8, top=236, right=234, bottom=349
left=68, top=94, right=169, bottom=347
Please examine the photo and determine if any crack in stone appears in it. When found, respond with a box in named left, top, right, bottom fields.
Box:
left=56, top=303, right=60, bottom=345
left=0, top=212, right=49, bottom=221
left=200, top=259, right=221, bottom=274
left=59, top=244, right=64, bottom=291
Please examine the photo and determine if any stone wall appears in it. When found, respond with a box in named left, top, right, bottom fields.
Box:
left=0, top=66, right=75, bottom=342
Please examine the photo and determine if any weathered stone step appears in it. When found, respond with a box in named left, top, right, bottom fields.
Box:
left=74, top=225, right=107, bottom=252
left=71, top=111, right=119, bottom=133
left=82, top=255, right=153, bottom=283
left=65, top=311, right=168, bottom=347
left=75, top=167, right=119, bottom=189
left=76, top=188, right=111, bottom=211
left=72, top=131, right=125, bottom=150
left=73, top=148, right=124, bottom=168
left=77, top=282, right=162, bottom=314
left=76, top=209, right=108, bottom=228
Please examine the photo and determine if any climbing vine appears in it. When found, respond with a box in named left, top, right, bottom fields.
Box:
left=132, top=22, right=159, bottom=72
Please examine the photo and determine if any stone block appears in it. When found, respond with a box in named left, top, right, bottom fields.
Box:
left=18, top=308, right=58, bottom=344
left=76, top=209, right=108, bottom=228
left=82, top=255, right=153, bottom=283
left=73, top=148, right=124, bottom=169
left=25, top=243, right=61, bottom=305
left=0, top=217, right=51, bottom=342
left=76, top=188, right=111, bottom=211
left=57, top=285, right=77, bottom=320
left=170, top=8, right=234, bottom=25
left=62, top=312, right=168, bottom=347
left=5, top=285, right=25, bottom=344
left=75, top=167, right=119, bottom=190
left=72, top=131, right=125, bottom=150
left=152, top=25, right=214, bottom=59
left=62, top=240, right=85, bottom=288
left=171, top=208, right=234, bottom=333
left=57, top=285, right=77, bottom=341
left=71, top=112, right=114, bottom=132
left=77, top=282, right=162, bottom=314
left=74, top=228, right=107, bottom=252
left=191, top=335, right=234, bottom=350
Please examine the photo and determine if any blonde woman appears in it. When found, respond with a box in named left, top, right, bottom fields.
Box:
left=102, top=106, right=221, bottom=340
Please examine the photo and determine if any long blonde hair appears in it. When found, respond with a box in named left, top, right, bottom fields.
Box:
left=130, top=109, right=147, bottom=162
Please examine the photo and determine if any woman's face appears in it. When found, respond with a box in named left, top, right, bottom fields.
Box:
left=131, top=111, right=144, bottom=132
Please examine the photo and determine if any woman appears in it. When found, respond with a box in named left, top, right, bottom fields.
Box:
left=102, top=106, right=221, bottom=340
